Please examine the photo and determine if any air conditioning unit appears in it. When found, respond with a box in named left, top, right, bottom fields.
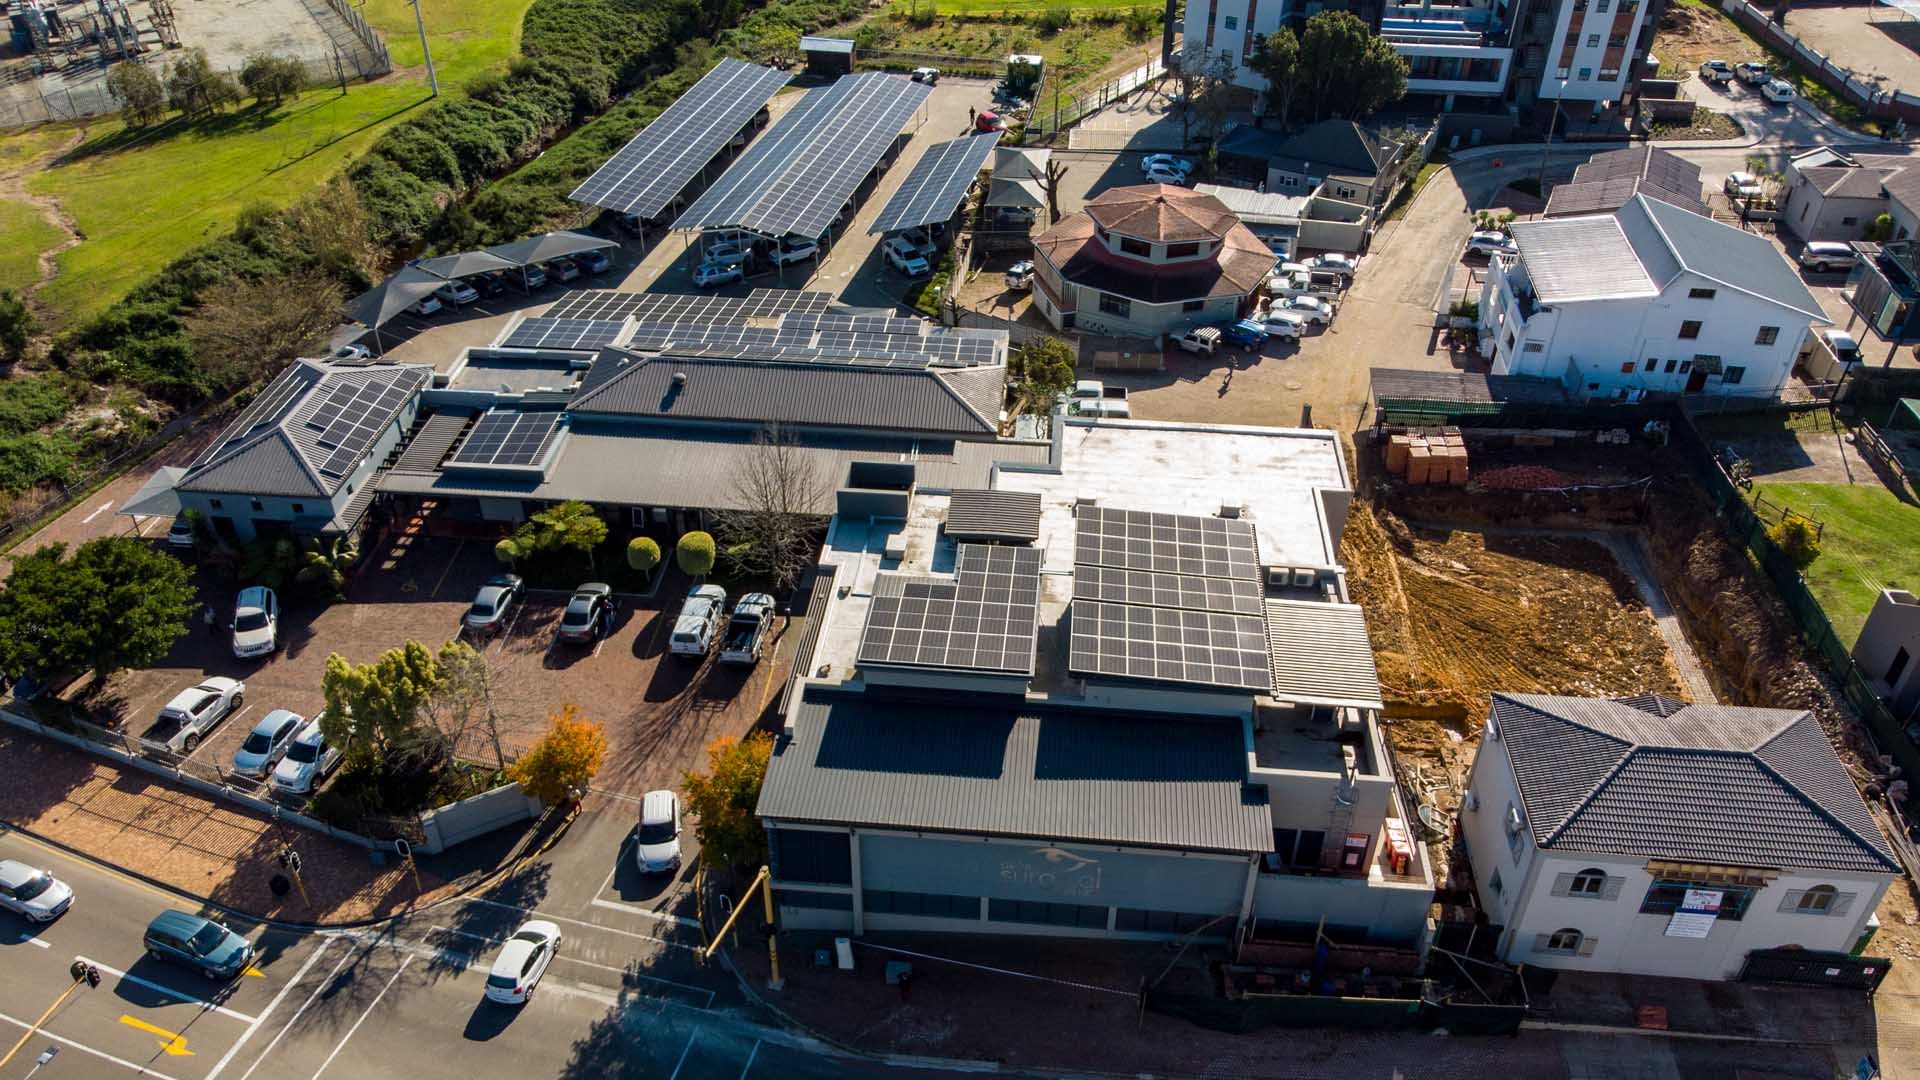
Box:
left=1292, top=568, right=1316, bottom=588
left=1219, top=504, right=1242, bottom=519
left=1267, top=567, right=1290, bottom=589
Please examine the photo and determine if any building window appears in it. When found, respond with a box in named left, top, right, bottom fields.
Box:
left=1115, top=909, right=1218, bottom=934
left=865, top=890, right=978, bottom=919
left=1489, top=869, right=1503, bottom=897
left=1608, top=34, right=1626, bottom=47
left=1277, top=175, right=1299, bottom=188
left=989, top=898, right=1108, bottom=929
left=1688, top=288, right=1716, bottom=300
left=1578, top=67, right=1592, bottom=80
left=1555, top=66, right=1571, bottom=80
left=1167, top=241, right=1201, bottom=257
left=1598, top=0, right=1609, bottom=9
left=1545, top=928, right=1584, bottom=953
left=1723, top=365, right=1746, bottom=384
left=1570, top=868, right=1608, bottom=897
left=291, top=503, right=304, bottom=514
left=1523, top=341, right=1545, bottom=353
left=1664, top=358, right=1678, bottom=374
left=1335, top=185, right=1357, bottom=199
left=1644, top=356, right=1658, bottom=371
left=1586, top=33, right=1599, bottom=47
left=1098, top=293, right=1132, bottom=318
left=1223, top=14, right=1237, bottom=28
left=1640, top=881, right=1756, bottom=920
left=1679, top=319, right=1702, bottom=339
left=1598, top=67, right=1619, bottom=79
left=1119, top=236, right=1152, bottom=257
left=1796, top=885, right=1837, bottom=913
left=1620, top=361, right=1635, bottom=374
left=1505, top=331, right=1516, bottom=352
left=769, top=829, right=852, bottom=885
left=250, top=499, right=264, bottom=512
left=1183, top=300, right=1205, bottom=312
left=1755, top=326, right=1779, bottom=345
left=1679, top=360, right=1693, bottom=373
left=210, top=499, right=223, bottom=509
left=1842, top=216, right=1859, bottom=226
left=776, top=889, right=852, bottom=911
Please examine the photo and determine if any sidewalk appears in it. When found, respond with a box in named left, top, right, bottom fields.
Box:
left=0, top=725, right=535, bottom=925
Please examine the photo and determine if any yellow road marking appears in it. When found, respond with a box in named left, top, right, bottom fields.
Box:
left=242, top=965, right=266, bottom=977
left=118, top=1015, right=193, bottom=1056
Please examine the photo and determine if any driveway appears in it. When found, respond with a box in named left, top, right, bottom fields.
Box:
left=1677, top=72, right=1862, bottom=146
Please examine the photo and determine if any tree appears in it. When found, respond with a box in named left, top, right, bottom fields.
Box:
left=494, top=537, right=519, bottom=566
left=677, top=531, right=716, bottom=578
left=0, top=538, right=194, bottom=688
left=626, top=536, right=661, bottom=575
left=1768, top=516, right=1821, bottom=569
left=1037, top=156, right=1069, bottom=226
left=185, top=271, right=346, bottom=390
left=715, top=423, right=829, bottom=592
left=530, top=500, right=607, bottom=565
left=680, top=732, right=774, bottom=868
left=1193, top=52, right=1239, bottom=147
left=105, top=60, right=166, bottom=126
left=1297, top=11, right=1408, bottom=121
left=1868, top=213, right=1895, bottom=242
left=297, top=536, right=357, bottom=600
left=165, top=47, right=242, bottom=119
left=1010, top=335, right=1076, bottom=406
left=508, top=704, right=606, bottom=805
left=320, top=641, right=444, bottom=770
left=239, top=54, right=304, bottom=107
left=428, top=639, right=507, bottom=768
left=276, top=179, right=379, bottom=283
left=0, top=290, right=33, bottom=365
left=1248, top=27, right=1300, bottom=129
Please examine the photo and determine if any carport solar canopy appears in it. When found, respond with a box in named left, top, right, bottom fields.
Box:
left=870, top=133, right=1001, bottom=235
left=678, top=73, right=933, bottom=241
left=570, top=59, right=791, bottom=219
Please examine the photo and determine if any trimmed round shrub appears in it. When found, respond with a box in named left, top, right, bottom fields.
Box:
left=676, top=530, right=716, bottom=577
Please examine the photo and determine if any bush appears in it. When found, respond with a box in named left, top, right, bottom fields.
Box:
left=1035, top=6, right=1072, bottom=32
left=165, top=47, right=242, bottom=119
left=239, top=54, right=305, bottom=106
left=104, top=60, right=166, bottom=126
left=1768, top=516, right=1821, bottom=569
left=0, top=375, right=74, bottom=437
left=1123, top=5, right=1156, bottom=40
left=0, top=432, right=77, bottom=494
left=0, top=290, right=35, bottom=364
left=676, top=530, right=716, bottom=577
left=626, top=536, right=661, bottom=573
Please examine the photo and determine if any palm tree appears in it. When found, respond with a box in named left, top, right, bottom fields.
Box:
left=297, top=536, right=358, bottom=599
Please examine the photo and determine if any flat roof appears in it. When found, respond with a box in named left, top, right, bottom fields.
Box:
left=447, top=354, right=585, bottom=395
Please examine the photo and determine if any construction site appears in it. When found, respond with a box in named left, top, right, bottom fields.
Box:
left=0, top=0, right=387, bottom=127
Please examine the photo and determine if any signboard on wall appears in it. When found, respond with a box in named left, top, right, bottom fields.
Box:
left=1664, top=888, right=1723, bottom=939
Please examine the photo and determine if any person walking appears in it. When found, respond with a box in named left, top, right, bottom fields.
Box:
left=202, top=603, right=218, bottom=636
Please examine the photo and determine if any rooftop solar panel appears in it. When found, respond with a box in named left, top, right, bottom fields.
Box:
left=1072, top=565, right=1264, bottom=616
left=869, top=133, right=1001, bottom=235
left=313, top=378, right=416, bottom=477
left=570, top=59, right=791, bottom=219
left=543, top=289, right=835, bottom=324
left=498, top=317, right=630, bottom=352
left=679, top=73, right=933, bottom=241
left=1068, top=599, right=1273, bottom=692
left=1073, top=506, right=1259, bottom=581
left=449, top=409, right=565, bottom=469
left=857, top=544, right=1040, bottom=676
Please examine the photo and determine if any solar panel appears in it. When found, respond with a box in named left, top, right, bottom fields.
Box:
left=499, top=317, right=629, bottom=352
left=857, top=544, right=1040, bottom=675
left=1068, top=600, right=1273, bottom=691
left=869, top=132, right=1001, bottom=235
left=679, top=73, right=934, bottom=241
left=203, top=366, right=314, bottom=465
left=312, top=378, right=418, bottom=477
left=1073, top=506, right=1259, bottom=581
left=543, top=289, right=835, bottom=324
left=1072, top=565, right=1264, bottom=616
left=450, top=409, right=566, bottom=468
left=570, top=59, right=792, bottom=219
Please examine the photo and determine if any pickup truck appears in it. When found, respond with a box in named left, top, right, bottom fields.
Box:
left=719, top=593, right=776, bottom=665
left=1066, top=381, right=1131, bottom=417
left=670, top=584, right=729, bottom=659
left=154, top=677, right=245, bottom=754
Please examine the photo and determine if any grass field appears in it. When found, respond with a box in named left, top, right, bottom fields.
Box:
left=1751, top=481, right=1920, bottom=648
left=21, top=0, right=530, bottom=324
left=0, top=199, right=62, bottom=295
left=847, top=3, right=1157, bottom=91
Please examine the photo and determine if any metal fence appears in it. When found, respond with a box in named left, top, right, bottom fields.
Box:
left=1720, top=0, right=1920, bottom=124
left=857, top=48, right=1003, bottom=77
left=1748, top=489, right=1826, bottom=539
left=1027, top=56, right=1165, bottom=140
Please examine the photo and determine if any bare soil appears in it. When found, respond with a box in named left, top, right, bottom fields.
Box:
left=1654, top=1, right=1753, bottom=70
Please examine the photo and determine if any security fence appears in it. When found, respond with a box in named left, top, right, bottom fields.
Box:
left=1720, top=0, right=1920, bottom=124
left=1026, top=56, right=1164, bottom=140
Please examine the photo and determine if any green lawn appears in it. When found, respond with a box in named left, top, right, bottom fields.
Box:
left=0, top=199, right=63, bottom=295
left=24, top=0, right=530, bottom=324
left=925, top=0, right=1154, bottom=11
left=848, top=5, right=1156, bottom=92
left=1751, top=481, right=1920, bottom=648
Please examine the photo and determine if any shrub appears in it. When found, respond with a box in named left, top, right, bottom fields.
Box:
left=676, top=530, right=716, bottom=577
left=0, top=375, right=74, bottom=437
left=239, top=54, right=305, bottom=106
left=165, top=47, right=242, bottom=119
left=1768, top=516, right=1821, bottom=569
left=1123, top=5, right=1156, bottom=40
left=104, top=60, right=166, bottom=126
left=0, top=290, right=36, bottom=364
left=0, top=432, right=76, bottom=494
left=507, top=704, right=607, bottom=804
left=1035, top=5, right=1072, bottom=32
left=626, top=536, right=661, bottom=573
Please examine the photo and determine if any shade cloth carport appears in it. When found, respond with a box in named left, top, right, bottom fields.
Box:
left=484, top=231, right=620, bottom=293
left=117, top=466, right=188, bottom=521
left=413, top=250, right=519, bottom=280
left=345, top=265, right=453, bottom=344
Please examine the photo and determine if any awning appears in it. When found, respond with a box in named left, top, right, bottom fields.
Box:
left=987, top=177, right=1046, bottom=209
left=413, top=250, right=518, bottom=279
left=345, top=265, right=451, bottom=330
left=118, top=466, right=187, bottom=519
left=484, top=231, right=618, bottom=267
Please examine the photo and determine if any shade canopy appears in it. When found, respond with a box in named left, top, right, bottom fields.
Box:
left=987, top=177, right=1047, bottom=209
left=413, top=250, right=518, bottom=279
left=484, top=231, right=618, bottom=267
left=345, top=265, right=451, bottom=330
left=118, top=466, right=187, bottom=519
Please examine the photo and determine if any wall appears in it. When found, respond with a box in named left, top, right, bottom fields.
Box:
left=1066, top=282, right=1247, bottom=339
left=1854, top=590, right=1920, bottom=714
left=1780, top=175, right=1884, bottom=244
left=1251, top=871, right=1433, bottom=945
left=418, top=781, right=542, bottom=854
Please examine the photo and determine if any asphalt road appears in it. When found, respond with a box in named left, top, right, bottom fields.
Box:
left=0, top=831, right=987, bottom=1080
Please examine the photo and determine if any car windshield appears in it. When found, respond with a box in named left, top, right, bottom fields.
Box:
left=242, top=732, right=272, bottom=753
left=638, top=820, right=675, bottom=844
left=13, top=871, right=52, bottom=901
left=286, top=740, right=319, bottom=764
left=188, top=923, right=229, bottom=956
left=468, top=599, right=495, bottom=618
left=486, top=973, right=519, bottom=988
left=234, top=611, right=269, bottom=632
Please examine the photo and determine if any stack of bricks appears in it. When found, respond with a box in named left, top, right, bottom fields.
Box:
left=1384, top=428, right=1468, bottom=486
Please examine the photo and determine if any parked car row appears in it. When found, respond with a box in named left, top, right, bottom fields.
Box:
left=1698, top=59, right=1795, bottom=104
left=408, top=251, right=615, bottom=315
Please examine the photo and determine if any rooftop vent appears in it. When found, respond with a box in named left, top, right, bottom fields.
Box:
left=1219, top=504, right=1242, bottom=519
left=672, top=371, right=688, bottom=387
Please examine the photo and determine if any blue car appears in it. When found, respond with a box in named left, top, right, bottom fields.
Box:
left=143, top=910, right=252, bottom=980
left=1219, top=319, right=1267, bottom=349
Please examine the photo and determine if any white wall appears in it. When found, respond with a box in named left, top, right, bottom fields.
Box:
left=1536, top=0, right=1650, bottom=105
left=1251, top=870, right=1433, bottom=944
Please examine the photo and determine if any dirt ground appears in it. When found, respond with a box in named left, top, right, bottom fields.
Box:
left=1653, top=1, right=1754, bottom=70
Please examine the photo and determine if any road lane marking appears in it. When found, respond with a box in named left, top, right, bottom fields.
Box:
left=426, top=926, right=715, bottom=1006
left=309, top=953, right=411, bottom=1080
left=75, top=957, right=258, bottom=1023
left=119, top=1015, right=194, bottom=1056
left=667, top=1027, right=702, bottom=1080
left=0, top=1008, right=186, bottom=1080
left=206, top=937, right=337, bottom=1080
left=460, top=896, right=700, bottom=952
left=589, top=896, right=702, bottom=930
left=234, top=939, right=356, bottom=1080
left=242, top=966, right=265, bottom=977
left=740, top=1038, right=761, bottom=1078
left=81, top=501, right=113, bottom=524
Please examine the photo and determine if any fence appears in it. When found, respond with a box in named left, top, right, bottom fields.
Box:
left=1857, top=421, right=1916, bottom=496
left=1748, top=489, right=1826, bottom=539
left=1719, top=0, right=1920, bottom=124
left=857, top=48, right=1003, bottom=77
left=1027, top=56, right=1165, bottom=140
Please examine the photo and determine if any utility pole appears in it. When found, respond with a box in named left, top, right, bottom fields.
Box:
left=410, top=0, right=438, bottom=97
left=1534, top=79, right=1569, bottom=195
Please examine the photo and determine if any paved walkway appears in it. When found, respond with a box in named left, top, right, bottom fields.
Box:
left=1593, top=531, right=1720, bottom=704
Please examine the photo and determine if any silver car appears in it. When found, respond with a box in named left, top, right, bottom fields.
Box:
left=272, top=718, right=343, bottom=795
left=464, top=574, right=524, bottom=635
left=232, top=709, right=303, bottom=779
left=0, top=860, right=73, bottom=922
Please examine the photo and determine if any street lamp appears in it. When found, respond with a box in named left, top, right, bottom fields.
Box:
left=409, top=0, right=439, bottom=97
left=1535, top=78, right=1569, bottom=192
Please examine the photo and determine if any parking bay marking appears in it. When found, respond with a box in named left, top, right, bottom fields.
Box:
left=458, top=895, right=702, bottom=954
left=0, top=1007, right=186, bottom=1080
left=425, top=925, right=715, bottom=1006
left=74, top=956, right=258, bottom=1023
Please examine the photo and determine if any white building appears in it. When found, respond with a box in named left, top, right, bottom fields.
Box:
left=1462, top=694, right=1898, bottom=980
left=1477, top=193, right=1830, bottom=401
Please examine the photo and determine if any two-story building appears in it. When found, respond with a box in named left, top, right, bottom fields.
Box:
left=1462, top=693, right=1897, bottom=980
left=1477, top=193, right=1830, bottom=400
left=1029, top=184, right=1272, bottom=337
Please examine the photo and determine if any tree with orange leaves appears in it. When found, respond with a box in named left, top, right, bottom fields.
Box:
left=681, top=732, right=774, bottom=868
left=508, top=704, right=607, bottom=806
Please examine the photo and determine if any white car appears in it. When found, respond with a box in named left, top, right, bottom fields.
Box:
left=670, top=584, right=728, bottom=658
left=156, top=677, right=245, bottom=754
left=0, top=860, right=73, bottom=922
left=331, top=344, right=371, bottom=361
left=1762, top=78, right=1796, bottom=104
left=434, top=280, right=479, bottom=306
left=1799, top=241, right=1858, bottom=273
left=484, top=921, right=560, bottom=1005
left=1724, top=171, right=1762, bottom=199
left=231, top=708, right=304, bottom=779
left=702, top=240, right=747, bottom=263
left=1735, top=61, right=1770, bottom=85
left=910, top=67, right=940, bottom=84
left=692, top=258, right=744, bottom=288
left=634, top=790, right=683, bottom=874
left=1257, top=311, right=1307, bottom=339
left=1272, top=295, right=1333, bottom=324
left=1699, top=59, right=1735, bottom=83
left=232, top=586, right=279, bottom=659
left=771, top=238, right=818, bottom=265
left=1306, top=253, right=1356, bottom=277
left=409, top=294, right=443, bottom=317
left=1140, top=153, right=1194, bottom=178
left=1465, top=231, right=1518, bottom=258
left=1143, top=164, right=1187, bottom=186
left=1005, top=260, right=1034, bottom=290
left=271, top=718, right=343, bottom=796
left=883, top=237, right=932, bottom=277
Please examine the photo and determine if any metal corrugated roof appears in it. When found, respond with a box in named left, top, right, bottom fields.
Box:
left=1262, top=599, right=1383, bottom=710
left=1493, top=694, right=1897, bottom=874
left=944, top=488, right=1042, bottom=542
left=1635, top=195, right=1831, bottom=323
left=758, top=688, right=1274, bottom=853
left=1368, top=368, right=1568, bottom=406
left=392, top=413, right=472, bottom=473
left=1510, top=215, right=1659, bottom=303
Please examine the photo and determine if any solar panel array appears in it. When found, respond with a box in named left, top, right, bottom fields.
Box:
left=570, top=59, right=791, bottom=219
left=304, top=377, right=418, bottom=477
left=1068, top=506, right=1271, bottom=692
left=678, top=73, right=933, bottom=240
left=498, top=317, right=630, bottom=352
left=449, top=409, right=565, bottom=468
left=869, top=133, right=1001, bottom=235
left=543, top=289, right=832, bottom=324
left=858, top=544, right=1041, bottom=676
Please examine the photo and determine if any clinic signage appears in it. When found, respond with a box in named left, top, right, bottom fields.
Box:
left=1664, top=888, right=1722, bottom=938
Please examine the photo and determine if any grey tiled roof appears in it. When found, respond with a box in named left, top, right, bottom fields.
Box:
left=758, top=688, right=1274, bottom=853
left=1492, top=694, right=1897, bottom=874
left=1635, top=195, right=1830, bottom=322
left=1548, top=146, right=1706, bottom=219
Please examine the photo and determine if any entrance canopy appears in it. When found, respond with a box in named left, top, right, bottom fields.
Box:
left=118, top=466, right=188, bottom=520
